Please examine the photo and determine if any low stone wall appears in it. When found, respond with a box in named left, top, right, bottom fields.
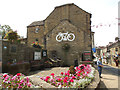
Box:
left=2, top=63, right=30, bottom=75
left=87, top=70, right=100, bottom=89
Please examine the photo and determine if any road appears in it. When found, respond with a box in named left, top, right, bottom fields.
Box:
left=96, top=64, right=120, bottom=89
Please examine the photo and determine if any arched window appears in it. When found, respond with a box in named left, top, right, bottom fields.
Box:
left=35, top=28, right=39, bottom=33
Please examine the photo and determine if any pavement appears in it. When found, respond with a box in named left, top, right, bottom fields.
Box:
left=96, top=64, right=120, bottom=89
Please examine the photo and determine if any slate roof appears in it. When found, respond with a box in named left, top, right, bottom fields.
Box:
left=27, top=21, right=44, bottom=27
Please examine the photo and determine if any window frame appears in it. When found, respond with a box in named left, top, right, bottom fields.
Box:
left=34, top=51, right=41, bottom=60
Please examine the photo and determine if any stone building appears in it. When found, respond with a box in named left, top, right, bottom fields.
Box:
left=2, top=40, right=44, bottom=72
left=107, top=41, right=120, bottom=66
left=0, top=37, right=2, bottom=73
left=0, top=38, right=2, bottom=61
left=27, top=3, right=94, bottom=66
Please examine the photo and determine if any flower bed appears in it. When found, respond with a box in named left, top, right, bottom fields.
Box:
left=0, top=73, right=34, bottom=88
left=31, top=41, right=43, bottom=49
left=40, top=64, right=95, bottom=88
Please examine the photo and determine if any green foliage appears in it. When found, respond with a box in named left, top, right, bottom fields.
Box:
left=0, top=25, right=11, bottom=39
left=115, top=37, right=119, bottom=41
left=4, top=30, right=19, bottom=41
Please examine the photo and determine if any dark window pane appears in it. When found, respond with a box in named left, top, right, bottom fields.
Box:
left=11, top=46, right=16, bottom=53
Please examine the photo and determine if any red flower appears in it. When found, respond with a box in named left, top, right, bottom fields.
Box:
left=26, top=77, right=29, bottom=83
left=51, top=73, right=54, bottom=76
left=46, top=76, right=50, bottom=79
left=76, top=67, right=79, bottom=70
left=72, top=76, right=76, bottom=79
left=65, top=77, right=68, bottom=80
left=67, top=70, right=70, bottom=73
left=45, top=78, right=48, bottom=82
left=87, top=71, right=89, bottom=74
left=77, top=74, right=80, bottom=77
left=65, top=73, right=67, bottom=76
left=78, top=71, right=82, bottom=73
left=17, top=73, right=21, bottom=76
left=3, top=74, right=7, bottom=78
left=70, top=79, right=74, bottom=82
left=61, top=72, right=64, bottom=75
left=63, top=78, right=67, bottom=83
left=58, top=78, right=61, bottom=82
left=67, top=72, right=70, bottom=76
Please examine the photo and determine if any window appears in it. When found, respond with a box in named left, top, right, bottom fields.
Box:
left=35, top=28, right=39, bottom=33
left=3, top=46, right=7, bottom=50
left=34, top=52, right=41, bottom=60
left=11, top=46, right=16, bottom=53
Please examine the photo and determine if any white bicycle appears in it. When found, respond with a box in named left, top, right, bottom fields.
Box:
left=56, top=32, right=75, bottom=42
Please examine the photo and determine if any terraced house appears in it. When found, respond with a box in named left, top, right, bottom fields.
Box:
left=27, top=3, right=94, bottom=66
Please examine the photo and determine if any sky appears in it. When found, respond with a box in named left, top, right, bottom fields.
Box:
left=0, top=0, right=119, bottom=46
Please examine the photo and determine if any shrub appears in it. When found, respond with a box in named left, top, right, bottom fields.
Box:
left=69, top=66, right=75, bottom=74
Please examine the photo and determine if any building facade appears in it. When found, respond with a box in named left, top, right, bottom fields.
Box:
left=0, top=38, right=2, bottom=61
left=107, top=41, right=120, bottom=66
left=97, top=41, right=120, bottom=66
left=118, top=1, right=120, bottom=39
left=27, top=3, right=94, bottom=66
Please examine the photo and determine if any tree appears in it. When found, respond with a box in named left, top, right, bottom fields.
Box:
left=4, top=30, right=19, bottom=41
left=115, top=37, right=119, bottom=41
left=0, top=25, right=11, bottom=39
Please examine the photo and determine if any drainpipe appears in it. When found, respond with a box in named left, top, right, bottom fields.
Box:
left=44, top=35, right=46, bottom=50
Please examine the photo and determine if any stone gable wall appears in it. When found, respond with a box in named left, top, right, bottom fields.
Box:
left=27, top=4, right=92, bottom=66
left=46, top=20, right=86, bottom=66
left=27, top=25, right=44, bottom=47
left=45, top=4, right=91, bottom=33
